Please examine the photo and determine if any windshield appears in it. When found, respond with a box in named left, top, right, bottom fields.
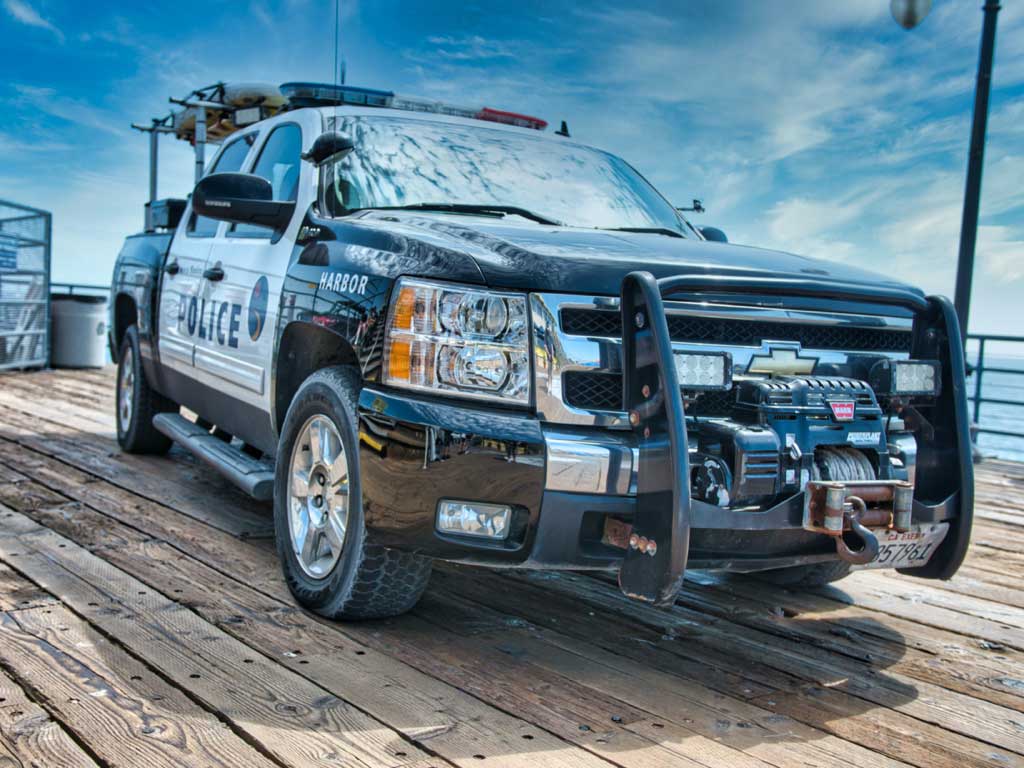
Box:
left=321, top=115, right=689, bottom=235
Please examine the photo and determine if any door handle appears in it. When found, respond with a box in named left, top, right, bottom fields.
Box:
left=203, top=266, right=225, bottom=282
left=164, top=260, right=180, bottom=275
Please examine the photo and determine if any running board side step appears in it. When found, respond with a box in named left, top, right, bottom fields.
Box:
left=153, top=413, right=275, bottom=501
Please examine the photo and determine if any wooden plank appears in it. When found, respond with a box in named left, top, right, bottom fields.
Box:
left=0, top=606, right=281, bottom=768
left=1, top=486, right=723, bottom=768
left=671, top=571, right=1024, bottom=712
left=0, top=665, right=100, bottom=768
left=405, top=592, right=912, bottom=768
left=0, top=562, right=57, bottom=611
left=0, top=516, right=441, bottom=768
left=429, top=568, right=1024, bottom=767
left=0, top=408, right=274, bottom=539
left=0, top=446, right=288, bottom=599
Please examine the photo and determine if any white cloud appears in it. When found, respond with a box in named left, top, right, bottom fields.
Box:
left=978, top=225, right=1024, bottom=282
left=3, top=0, right=63, bottom=41
left=424, top=35, right=516, bottom=61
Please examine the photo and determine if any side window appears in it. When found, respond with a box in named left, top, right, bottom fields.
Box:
left=187, top=132, right=259, bottom=237
left=230, top=123, right=303, bottom=238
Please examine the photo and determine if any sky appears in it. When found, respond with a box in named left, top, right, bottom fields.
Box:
left=1, top=0, right=1022, bottom=335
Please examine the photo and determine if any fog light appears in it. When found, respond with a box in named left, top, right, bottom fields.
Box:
left=894, top=360, right=940, bottom=395
left=870, top=359, right=941, bottom=396
left=436, top=500, right=512, bottom=539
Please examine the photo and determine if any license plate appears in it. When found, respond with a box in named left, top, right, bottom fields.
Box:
left=855, top=522, right=949, bottom=570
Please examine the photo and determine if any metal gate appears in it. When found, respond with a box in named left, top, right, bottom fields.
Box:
left=0, top=201, right=51, bottom=370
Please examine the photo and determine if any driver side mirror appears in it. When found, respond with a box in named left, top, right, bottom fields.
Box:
left=302, top=131, right=354, bottom=166
left=192, top=172, right=296, bottom=230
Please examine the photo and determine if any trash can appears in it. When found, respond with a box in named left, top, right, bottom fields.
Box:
left=50, top=293, right=108, bottom=368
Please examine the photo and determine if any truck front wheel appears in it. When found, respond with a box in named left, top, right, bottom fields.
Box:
left=273, top=366, right=432, bottom=620
left=116, top=325, right=176, bottom=454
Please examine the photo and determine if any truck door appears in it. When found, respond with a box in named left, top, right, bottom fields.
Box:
left=157, top=132, right=259, bottom=380
left=197, top=117, right=313, bottom=423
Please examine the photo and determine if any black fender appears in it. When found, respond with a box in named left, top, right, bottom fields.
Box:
left=109, top=232, right=172, bottom=383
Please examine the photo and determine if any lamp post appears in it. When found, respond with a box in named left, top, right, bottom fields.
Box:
left=952, top=0, right=1001, bottom=343
left=890, top=0, right=1002, bottom=342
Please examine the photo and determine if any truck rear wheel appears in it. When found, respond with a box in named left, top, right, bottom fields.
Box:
left=273, top=366, right=432, bottom=620
left=755, top=560, right=852, bottom=587
left=116, top=325, right=176, bottom=454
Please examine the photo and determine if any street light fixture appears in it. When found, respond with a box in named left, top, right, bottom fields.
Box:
left=890, top=0, right=932, bottom=30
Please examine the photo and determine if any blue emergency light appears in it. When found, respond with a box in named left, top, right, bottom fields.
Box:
left=281, top=82, right=394, bottom=108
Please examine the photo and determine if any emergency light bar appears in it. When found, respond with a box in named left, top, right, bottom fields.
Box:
left=279, top=82, right=548, bottom=131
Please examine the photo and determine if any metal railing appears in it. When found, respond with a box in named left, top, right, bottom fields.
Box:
left=0, top=200, right=51, bottom=370
left=967, top=333, right=1024, bottom=444
left=50, top=282, right=109, bottom=296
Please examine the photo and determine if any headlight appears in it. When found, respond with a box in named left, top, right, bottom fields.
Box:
left=383, top=278, right=530, bottom=404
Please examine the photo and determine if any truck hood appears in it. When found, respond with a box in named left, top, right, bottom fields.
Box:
left=354, top=211, right=922, bottom=299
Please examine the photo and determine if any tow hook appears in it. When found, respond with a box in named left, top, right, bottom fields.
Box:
left=835, top=496, right=880, bottom=565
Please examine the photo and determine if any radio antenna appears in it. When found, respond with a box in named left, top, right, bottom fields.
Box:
left=333, top=0, right=340, bottom=126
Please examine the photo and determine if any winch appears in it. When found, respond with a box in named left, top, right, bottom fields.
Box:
left=689, top=375, right=893, bottom=508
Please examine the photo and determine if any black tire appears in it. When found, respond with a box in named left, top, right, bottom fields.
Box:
left=116, top=326, right=176, bottom=454
left=273, top=366, right=432, bottom=620
left=754, top=560, right=853, bottom=587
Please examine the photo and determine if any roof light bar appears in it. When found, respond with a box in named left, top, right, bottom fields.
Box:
left=280, top=81, right=548, bottom=130
left=280, top=82, right=394, bottom=108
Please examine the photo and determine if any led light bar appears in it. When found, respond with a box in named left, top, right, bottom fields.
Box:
left=674, top=351, right=733, bottom=391
left=870, top=359, right=941, bottom=396
left=436, top=500, right=512, bottom=539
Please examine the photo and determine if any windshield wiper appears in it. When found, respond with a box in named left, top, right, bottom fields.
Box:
left=600, top=227, right=685, bottom=238
left=349, top=203, right=562, bottom=226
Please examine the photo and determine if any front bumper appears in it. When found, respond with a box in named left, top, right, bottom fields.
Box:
left=356, top=384, right=963, bottom=572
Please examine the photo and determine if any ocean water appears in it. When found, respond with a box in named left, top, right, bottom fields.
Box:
left=967, top=352, right=1024, bottom=463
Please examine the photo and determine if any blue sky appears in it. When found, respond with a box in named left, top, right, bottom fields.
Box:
left=1, top=0, right=1022, bottom=334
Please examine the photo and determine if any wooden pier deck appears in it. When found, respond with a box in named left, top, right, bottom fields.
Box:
left=0, top=366, right=1022, bottom=768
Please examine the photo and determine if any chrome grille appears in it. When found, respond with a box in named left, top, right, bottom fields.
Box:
left=531, top=292, right=915, bottom=427
left=561, top=308, right=912, bottom=352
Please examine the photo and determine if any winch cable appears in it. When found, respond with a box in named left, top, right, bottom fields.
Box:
left=813, top=445, right=876, bottom=482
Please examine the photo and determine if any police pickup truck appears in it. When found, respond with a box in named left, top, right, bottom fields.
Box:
left=110, top=81, right=974, bottom=620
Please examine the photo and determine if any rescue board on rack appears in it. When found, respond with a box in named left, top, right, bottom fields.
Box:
left=173, top=83, right=286, bottom=142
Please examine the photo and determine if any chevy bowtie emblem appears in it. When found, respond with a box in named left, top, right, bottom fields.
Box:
left=746, top=343, right=819, bottom=375
left=829, top=400, right=856, bottom=421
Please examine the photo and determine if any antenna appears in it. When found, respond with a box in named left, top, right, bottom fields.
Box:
left=333, top=0, right=340, bottom=126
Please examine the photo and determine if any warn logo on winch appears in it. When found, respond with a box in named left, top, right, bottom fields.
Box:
left=829, top=400, right=856, bottom=421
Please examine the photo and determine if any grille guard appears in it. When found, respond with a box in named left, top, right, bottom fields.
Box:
left=617, top=271, right=972, bottom=607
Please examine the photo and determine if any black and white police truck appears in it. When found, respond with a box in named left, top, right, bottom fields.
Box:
left=110, top=81, right=974, bottom=619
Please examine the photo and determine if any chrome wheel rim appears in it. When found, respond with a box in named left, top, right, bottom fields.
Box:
left=118, top=345, right=135, bottom=434
left=288, top=414, right=350, bottom=579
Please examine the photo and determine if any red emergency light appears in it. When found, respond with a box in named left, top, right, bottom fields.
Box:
left=476, top=107, right=548, bottom=131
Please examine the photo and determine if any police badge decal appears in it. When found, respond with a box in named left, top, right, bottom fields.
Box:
left=248, top=276, right=269, bottom=342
